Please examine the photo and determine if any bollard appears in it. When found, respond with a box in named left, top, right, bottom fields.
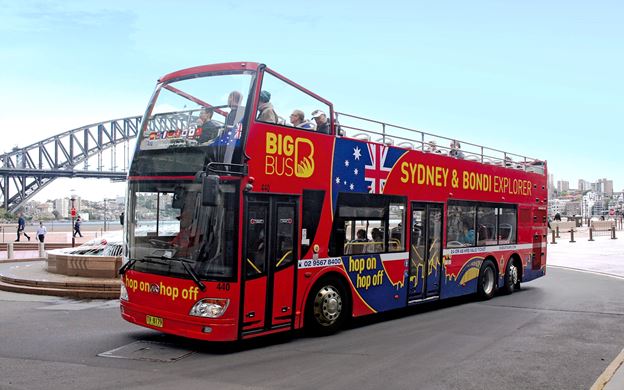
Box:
left=39, top=242, right=46, bottom=258
left=550, top=229, right=557, bottom=244
left=556, top=226, right=560, bottom=238
left=612, top=226, right=618, bottom=240
left=589, top=227, right=594, bottom=241
left=569, top=229, right=575, bottom=243
left=7, top=242, right=14, bottom=259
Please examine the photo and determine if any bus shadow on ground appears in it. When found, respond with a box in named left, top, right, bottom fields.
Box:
left=125, top=289, right=534, bottom=356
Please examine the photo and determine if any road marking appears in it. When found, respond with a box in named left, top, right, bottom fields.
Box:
left=591, top=347, right=624, bottom=390
left=548, top=265, right=624, bottom=281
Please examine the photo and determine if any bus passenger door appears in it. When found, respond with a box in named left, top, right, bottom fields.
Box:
left=242, top=195, right=298, bottom=335
left=408, top=202, right=443, bottom=303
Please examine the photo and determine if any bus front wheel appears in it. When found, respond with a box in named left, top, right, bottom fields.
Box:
left=477, top=260, right=497, bottom=300
left=306, top=276, right=349, bottom=335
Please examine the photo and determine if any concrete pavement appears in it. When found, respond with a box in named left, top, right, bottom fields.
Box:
left=0, top=225, right=623, bottom=387
left=547, top=227, right=624, bottom=390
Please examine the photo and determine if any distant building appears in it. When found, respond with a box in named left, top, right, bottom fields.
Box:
left=578, top=179, right=590, bottom=192
left=54, top=198, right=69, bottom=217
left=549, top=199, right=568, bottom=216
left=597, top=178, right=613, bottom=196
left=557, top=180, right=569, bottom=193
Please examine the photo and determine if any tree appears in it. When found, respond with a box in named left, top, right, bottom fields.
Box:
left=52, top=210, right=61, bottom=220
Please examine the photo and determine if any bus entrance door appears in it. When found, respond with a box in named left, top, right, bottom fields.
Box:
left=408, top=202, right=443, bottom=303
left=242, top=195, right=298, bottom=335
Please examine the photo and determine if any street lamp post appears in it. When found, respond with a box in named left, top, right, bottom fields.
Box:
left=70, top=195, right=76, bottom=248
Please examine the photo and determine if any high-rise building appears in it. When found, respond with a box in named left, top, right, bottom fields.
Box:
left=53, top=198, right=69, bottom=217
left=578, top=179, right=590, bottom=192
left=597, top=178, right=614, bottom=196
left=557, top=180, right=569, bottom=193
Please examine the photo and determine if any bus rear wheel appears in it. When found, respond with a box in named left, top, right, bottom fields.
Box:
left=306, top=276, right=349, bottom=335
left=477, top=260, right=497, bottom=300
left=502, top=259, right=520, bottom=295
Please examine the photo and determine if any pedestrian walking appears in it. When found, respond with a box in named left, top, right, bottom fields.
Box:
left=15, top=212, right=31, bottom=242
left=36, top=221, right=47, bottom=243
left=73, top=216, right=83, bottom=238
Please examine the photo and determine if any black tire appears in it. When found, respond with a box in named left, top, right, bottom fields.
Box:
left=305, top=276, right=350, bottom=336
left=502, top=258, right=519, bottom=295
left=477, top=260, right=497, bottom=300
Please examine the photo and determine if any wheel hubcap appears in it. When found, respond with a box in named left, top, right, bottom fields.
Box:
left=509, top=264, right=518, bottom=285
left=313, top=285, right=343, bottom=326
left=483, top=267, right=495, bottom=295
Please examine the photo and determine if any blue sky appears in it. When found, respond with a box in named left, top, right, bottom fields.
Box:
left=1, top=0, right=622, bottom=200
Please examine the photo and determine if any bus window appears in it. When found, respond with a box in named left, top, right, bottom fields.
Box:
left=477, top=206, right=497, bottom=246
left=447, top=204, right=476, bottom=247
left=330, top=193, right=407, bottom=256
left=499, top=207, right=517, bottom=244
left=258, top=70, right=330, bottom=132
left=246, top=204, right=268, bottom=276
left=275, top=206, right=295, bottom=268
left=388, top=203, right=405, bottom=252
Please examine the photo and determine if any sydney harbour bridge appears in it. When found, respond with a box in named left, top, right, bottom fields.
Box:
left=0, top=115, right=142, bottom=213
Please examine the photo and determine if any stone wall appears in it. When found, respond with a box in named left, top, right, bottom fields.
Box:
left=47, top=250, right=121, bottom=278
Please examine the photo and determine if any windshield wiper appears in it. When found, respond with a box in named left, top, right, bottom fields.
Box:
left=145, top=255, right=206, bottom=291
left=119, top=257, right=170, bottom=275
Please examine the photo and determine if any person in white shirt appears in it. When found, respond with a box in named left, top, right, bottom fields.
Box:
left=36, top=221, right=47, bottom=243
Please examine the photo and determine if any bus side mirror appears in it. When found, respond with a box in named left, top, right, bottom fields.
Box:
left=202, top=175, right=220, bottom=206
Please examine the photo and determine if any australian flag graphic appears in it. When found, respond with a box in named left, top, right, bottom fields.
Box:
left=331, top=138, right=406, bottom=209
left=213, top=122, right=243, bottom=146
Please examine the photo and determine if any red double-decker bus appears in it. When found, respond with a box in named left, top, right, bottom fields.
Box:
left=119, top=62, right=548, bottom=341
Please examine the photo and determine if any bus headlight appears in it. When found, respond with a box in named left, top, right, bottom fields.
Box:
left=120, top=283, right=128, bottom=301
left=189, top=298, right=230, bottom=318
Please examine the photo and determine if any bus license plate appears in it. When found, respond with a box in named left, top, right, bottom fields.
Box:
left=146, top=315, right=163, bottom=328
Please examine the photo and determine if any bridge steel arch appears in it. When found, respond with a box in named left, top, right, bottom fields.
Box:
left=0, top=115, right=142, bottom=213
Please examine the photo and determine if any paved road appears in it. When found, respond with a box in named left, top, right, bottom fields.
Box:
left=0, top=267, right=623, bottom=390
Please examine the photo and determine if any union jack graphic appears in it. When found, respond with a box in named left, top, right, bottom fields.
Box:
left=234, top=122, right=242, bottom=139
left=365, top=144, right=391, bottom=194
left=331, top=138, right=406, bottom=210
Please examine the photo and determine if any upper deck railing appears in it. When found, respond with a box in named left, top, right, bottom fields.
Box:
left=336, top=112, right=545, bottom=175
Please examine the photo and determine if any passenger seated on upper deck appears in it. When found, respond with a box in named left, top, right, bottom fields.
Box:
left=425, top=140, right=442, bottom=154
left=257, top=90, right=278, bottom=124
left=289, top=110, right=316, bottom=130
left=311, top=109, right=331, bottom=134
left=449, top=140, right=465, bottom=159
left=226, top=90, right=244, bottom=128
left=197, top=108, right=221, bottom=143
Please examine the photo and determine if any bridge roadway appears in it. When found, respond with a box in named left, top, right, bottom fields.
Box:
left=0, top=231, right=623, bottom=389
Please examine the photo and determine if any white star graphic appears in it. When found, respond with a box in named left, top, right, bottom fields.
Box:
left=354, top=168, right=359, bottom=176
left=335, top=177, right=340, bottom=184
left=349, top=183, right=354, bottom=191
left=343, top=180, right=347, bottom=185
left=345, top=160, right=349, bottom=167
left=353, top=146, right=362, bottom=160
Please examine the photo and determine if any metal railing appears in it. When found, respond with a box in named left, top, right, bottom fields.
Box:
left=336, top=112, right=546, bottom=175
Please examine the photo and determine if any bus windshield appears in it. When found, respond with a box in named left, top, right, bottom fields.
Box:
left=126, top=181, right=238, bottom=279
left=131, top=71, right=255, bottom=175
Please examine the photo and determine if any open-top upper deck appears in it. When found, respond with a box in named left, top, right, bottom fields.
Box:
left=141, top=61, right=546, bottom=178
